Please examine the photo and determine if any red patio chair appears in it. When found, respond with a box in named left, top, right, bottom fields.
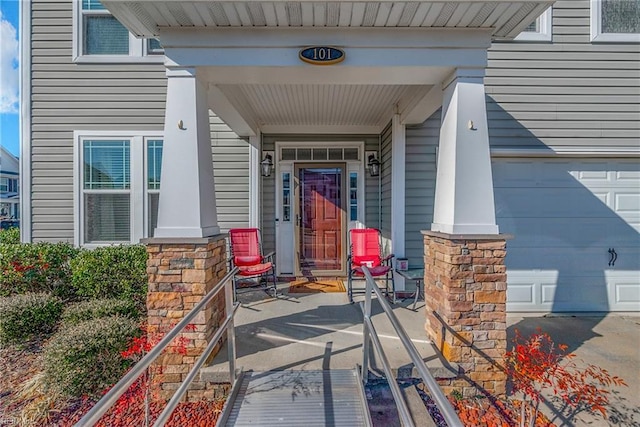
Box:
left=347, top=228, right=395, bottom=303
left=229, top=228, right=277, bottom=298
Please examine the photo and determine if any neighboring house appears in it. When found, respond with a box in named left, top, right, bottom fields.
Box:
left=0, top=146, right=20, bottom=221
left=19, top=0, right=639, bottom=313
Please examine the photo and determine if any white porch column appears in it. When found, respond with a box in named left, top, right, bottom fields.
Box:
left=391, top=114, right=406, bottom=290
left=248, top=133, right=260, bottom=228
left=431, top=69, right=499, bottom=235
left=154, top=67, right=220, bottom=238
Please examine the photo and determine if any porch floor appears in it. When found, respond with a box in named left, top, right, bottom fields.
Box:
left=201, top=281, right=457, bottom=382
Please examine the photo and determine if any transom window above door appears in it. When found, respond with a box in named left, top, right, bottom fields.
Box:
left=280, top=147, right=359, bottom=161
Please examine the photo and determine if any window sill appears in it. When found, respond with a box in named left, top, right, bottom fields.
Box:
left=590, top=33, right=640, bottom=43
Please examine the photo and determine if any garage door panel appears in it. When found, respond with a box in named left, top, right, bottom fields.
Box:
left=494, top=158, right=640, bottom=312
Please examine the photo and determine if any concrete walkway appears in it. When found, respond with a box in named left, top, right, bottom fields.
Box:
left=507, top=314, right=640, bottom=427
left=203, top=282, right=456, bottom=381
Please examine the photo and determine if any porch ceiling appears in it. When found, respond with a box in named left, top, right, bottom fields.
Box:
left=103, top=1, right=554, bottom=40
left=216, top=83, right=431, bottom=132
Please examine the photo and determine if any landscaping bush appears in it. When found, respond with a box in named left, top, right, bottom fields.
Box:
left=62, top=298, right=140, bottom=326
left=0, top=293, right=63, bottom=344
left=70, top=245, right=148, bottom=307
left=0, top=242, right=79, bottom=298
left=0, top=227, right=20, bottom=244
left=43, top=315, right=140, bottom=398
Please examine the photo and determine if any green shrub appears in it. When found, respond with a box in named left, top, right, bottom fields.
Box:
left=0, top=227, right=20, bottom=244
left=62, top=298, right=140, bottom=325
left=70, top=245, right=148, bottom=307
left=0, top=242, right=79, bottom=298
left=0, top=293, right=63, bottom=344
left=43, top=315, right=140, bottom=398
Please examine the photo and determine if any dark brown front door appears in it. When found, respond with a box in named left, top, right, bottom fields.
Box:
left=296, top=165, right=345, bottom=275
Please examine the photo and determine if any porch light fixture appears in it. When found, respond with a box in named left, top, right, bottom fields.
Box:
left=367, top=153, right=381, bottom=177
left=261, top=152, right=274, bottom=177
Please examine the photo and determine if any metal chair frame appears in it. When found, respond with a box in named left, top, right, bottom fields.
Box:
left=347, top=228, right=395, bottom=303
left=228, top=228, right=277, bottom=299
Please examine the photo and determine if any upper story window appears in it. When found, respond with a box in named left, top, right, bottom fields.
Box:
left=591, top=0, right=640, bottom=42
left=73, top=0, right=164, bottom=63
left=515, top=8, right=552, bottom=41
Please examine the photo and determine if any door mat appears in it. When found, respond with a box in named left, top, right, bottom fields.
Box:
left=288, top=279, right=346, bottom=293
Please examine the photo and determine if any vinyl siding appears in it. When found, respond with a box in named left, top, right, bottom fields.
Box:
left=29, top=0, right=249, bottom=242
left=486, top=0, right=640, bottom=151
left=405, top=115, right=439, bottom=268
left=379, top=123, right=392, bottom=252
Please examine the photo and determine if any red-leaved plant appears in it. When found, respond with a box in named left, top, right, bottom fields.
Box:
left=505, top=329, right=627, bottom=427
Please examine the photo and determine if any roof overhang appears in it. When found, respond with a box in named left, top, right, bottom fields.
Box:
left=102, top=0, right=554, bottom=40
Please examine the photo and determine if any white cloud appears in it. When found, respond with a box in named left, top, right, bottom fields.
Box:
left=1, top=10, right=19, bottom=114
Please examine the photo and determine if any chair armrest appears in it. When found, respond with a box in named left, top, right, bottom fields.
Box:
left=263, top=251, right=276, bottom=262
left=382, top=253, right=395, bottom=262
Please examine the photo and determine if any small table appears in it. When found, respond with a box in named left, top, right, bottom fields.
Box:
left=396, top=268, right=424, bottom=310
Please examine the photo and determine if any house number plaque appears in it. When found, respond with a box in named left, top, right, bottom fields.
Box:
left=299, top=46, right=345, bottom=65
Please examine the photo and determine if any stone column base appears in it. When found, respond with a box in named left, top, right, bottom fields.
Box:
left=144, top=235, right=228, bottom=401
left=422, top=231, right=511, bottom=398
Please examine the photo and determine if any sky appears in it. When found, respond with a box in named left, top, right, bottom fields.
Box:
left=0, top=0, right=19, bottom=157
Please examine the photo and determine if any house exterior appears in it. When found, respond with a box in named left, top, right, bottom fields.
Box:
left=0, top=146, right=20, bottom=222
left=19, top=0, right=639, bottom=314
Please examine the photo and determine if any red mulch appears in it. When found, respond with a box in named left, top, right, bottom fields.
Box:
left=449, top=396, right=556, bottom=427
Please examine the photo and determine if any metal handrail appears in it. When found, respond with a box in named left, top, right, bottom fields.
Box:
left=76, top=266, right=240, bottom=427
left=360, top=266, right=463, bottom=427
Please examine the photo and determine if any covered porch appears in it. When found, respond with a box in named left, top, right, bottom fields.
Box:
left=105, top=0, right=551, bottom=399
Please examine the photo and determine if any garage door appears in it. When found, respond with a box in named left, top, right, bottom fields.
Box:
left=493, top=159, right=640, bottom=312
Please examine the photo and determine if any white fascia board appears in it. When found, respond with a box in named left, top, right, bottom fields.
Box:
left=160, top=27, right=493, bottom=49
left=401, top=84, right=443, bottom=125
left=19, top=0, right=32, bottom=243
left=207, top=86, right=259, bottom=137
left=165, top=47, right=488, bottom=69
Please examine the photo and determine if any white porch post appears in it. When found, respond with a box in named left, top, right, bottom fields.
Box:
left=248, top=133, right=260, bottom=228
left=431, top=69, right=499, bottom=235
left=154, top=67, right=220, bottom=238
left=391, top=114, right=406, bottom=290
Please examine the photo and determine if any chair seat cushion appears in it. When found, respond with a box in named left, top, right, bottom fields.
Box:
left=237, top=262, right=273, bottom=276
left=234, top=255, right=263, bottom=266
left=352, top=265, right=391, bottom=276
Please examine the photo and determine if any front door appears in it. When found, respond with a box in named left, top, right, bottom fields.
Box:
left=295, top=164, right=346, bottom=276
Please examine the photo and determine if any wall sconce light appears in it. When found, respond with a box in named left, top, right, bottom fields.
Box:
left=366, top=151, right=380, bottom=177
left=261, top=151, right=274, bottom=177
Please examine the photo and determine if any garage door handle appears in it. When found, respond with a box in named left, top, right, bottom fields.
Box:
left=608, top=248, right=618, bottom=267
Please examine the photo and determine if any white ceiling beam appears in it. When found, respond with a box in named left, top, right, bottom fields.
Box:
left=401, top=84, right=443, bottom=125
left=207, top=85, right=259, bottom=137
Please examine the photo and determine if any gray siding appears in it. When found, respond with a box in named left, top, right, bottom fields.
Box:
left=405, top=115, right=439, bottom=268
left=486, top=0, right=640, bottom=150
left=379, top=123, right=392, bottom=247
left=29, top=0, right=248, bottom=242
left=261, top=135, right=379, bottom=256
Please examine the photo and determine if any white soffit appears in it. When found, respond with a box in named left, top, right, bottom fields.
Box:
left=103, top=1, right=554, bottom=40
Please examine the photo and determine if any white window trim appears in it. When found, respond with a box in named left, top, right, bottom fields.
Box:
left=590, top=0, right=640, bottom=42
left=515, top=8, right=552, bottom=41
left=72, top=0, right=164, bottom=63
left=73, top=131, right=163, bottom=247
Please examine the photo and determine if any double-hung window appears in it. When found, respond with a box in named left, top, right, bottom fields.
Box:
left=591, top=0, right=640, bottom=42
left=74, top=0, right=164, bottom=62
left=76, top=132, right=163, bottom=246
left=515, top=8, right=552, bottom=41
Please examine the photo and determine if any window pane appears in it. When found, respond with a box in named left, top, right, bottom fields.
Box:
left=84, top=140, right=130, bottom=189
left=84, top=193, right=130, bottom=242
left=148, top=193, right=159, bottom=237
left=147, top=38, right=163, bottom=54
left=82, top=0, right=106, bottom=10
left=602, top=0, right=640, bottom=33
left=147, top=140, right=163, bottom=190
left=84, top=15, right=129, bottom=55
left=344, top=148, right=359, bottom=160
left=523, top=18, right=539, bottom=32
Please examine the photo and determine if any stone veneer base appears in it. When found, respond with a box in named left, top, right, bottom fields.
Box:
left=144, top=235, right=230, bottom=401
left=422, top=230, right=511, bottom=398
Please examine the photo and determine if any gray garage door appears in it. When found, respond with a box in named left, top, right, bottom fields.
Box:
left=493, top=158, right=640, bottom=312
